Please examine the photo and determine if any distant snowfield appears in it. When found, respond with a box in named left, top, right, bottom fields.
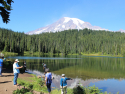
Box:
left=63, top=17, right=85, bottom=25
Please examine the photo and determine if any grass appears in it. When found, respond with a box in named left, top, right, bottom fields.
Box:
left=1, top=51, right=18, bottom=56
left=13, top=88, right=33, bottom=94
left=51, top=88, right=73, bottom=94
left=24, top=51, right=124, bottom=57
left=81, top=52, right=123, bottom=57
left=16, top=74, right=48, bottom=93
left=24, top=51, right=41, bottom=56
left=1, top=50, right=124, bottom=57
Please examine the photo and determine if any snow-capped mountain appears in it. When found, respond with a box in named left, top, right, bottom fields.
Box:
left=26, top=17, right=108, bottom=35
left=118, top=29, right=125, bottom=33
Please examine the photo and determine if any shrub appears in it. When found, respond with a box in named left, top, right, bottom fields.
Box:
left=85, top=85, right=103, bottom=94
left=13, top=88, right=33, bottom=94
left=73, top=86, right=85, bottom=94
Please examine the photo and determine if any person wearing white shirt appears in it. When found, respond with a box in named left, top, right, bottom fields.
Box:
left=13, top=59, right=23, bottom=86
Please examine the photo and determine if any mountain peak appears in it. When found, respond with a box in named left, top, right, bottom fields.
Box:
left=26, top=17, right=108, bottom=35
left=63, top=17, right=85, bottom=24
left=118, top=29, right=125, bottom=32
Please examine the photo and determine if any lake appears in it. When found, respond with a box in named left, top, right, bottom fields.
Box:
left=7, top=55, right=125, bottom=94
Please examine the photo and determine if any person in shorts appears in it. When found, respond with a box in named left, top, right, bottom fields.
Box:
left=45, top=68, right=52, bottom=94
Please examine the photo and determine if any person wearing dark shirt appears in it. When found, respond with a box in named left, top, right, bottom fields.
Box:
left=23, top=61, right=26, bottom=72
left=60, top=74, right=72, bottom=94
left=43, top=63, right=47, bottom=74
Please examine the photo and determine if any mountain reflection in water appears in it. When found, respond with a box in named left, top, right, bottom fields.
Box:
left=27, top=70, right=101, bottom=88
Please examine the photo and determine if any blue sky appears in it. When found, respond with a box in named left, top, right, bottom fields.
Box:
left=0, top=0, right=125, bottom=33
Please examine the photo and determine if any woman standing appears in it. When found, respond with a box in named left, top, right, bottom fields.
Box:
left=13, top=59, right=23, bottom=86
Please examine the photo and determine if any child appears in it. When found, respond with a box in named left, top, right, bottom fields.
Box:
left=60, top=74, right=72, bottom=94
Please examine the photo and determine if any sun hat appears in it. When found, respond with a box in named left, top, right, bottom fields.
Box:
left=15, top=59, right=19, bottom=62
left=62, top=74, right=65, bottom=77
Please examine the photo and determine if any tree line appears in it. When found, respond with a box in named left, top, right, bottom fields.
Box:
left=0, top=28, right=125, bottom=56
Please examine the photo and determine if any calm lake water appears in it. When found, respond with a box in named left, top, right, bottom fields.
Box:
left=7, top=55, right=125, bottom=94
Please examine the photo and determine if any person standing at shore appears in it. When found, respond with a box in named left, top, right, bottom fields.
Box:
left=45, top=68, right=52, bottom=94
left=13, top=59, right=23, bottom=86
left=0, top=57, right=3, bottom=76
left=60, top=74, right=72, bottom=94
left=0, top=57, right=6, bottom=76
left=43, top=63, right=47, bottom=74
left=23, top=61, right=26, bottom=72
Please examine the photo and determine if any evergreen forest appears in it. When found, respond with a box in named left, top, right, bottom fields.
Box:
left=0, top=28, right=125, bottom=56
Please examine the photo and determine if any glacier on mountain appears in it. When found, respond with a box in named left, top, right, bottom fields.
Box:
left=26, top=17, right=108, bottom=35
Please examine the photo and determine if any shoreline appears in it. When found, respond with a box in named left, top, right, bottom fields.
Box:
left=0, top=68, right=41, bottom=94
left=3, top=51, right=124, bottom=58
left=1, top=61, right=121, bottom=94
left=0, top=68, right=121, bottom=94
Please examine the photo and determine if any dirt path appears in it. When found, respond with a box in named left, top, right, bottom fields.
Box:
left=0, top=68, right=43, bottom=94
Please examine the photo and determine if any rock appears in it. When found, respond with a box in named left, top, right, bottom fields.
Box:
left=42, top=75, right=45, bottom=78
left=37, top=75, right=41, bottom=78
